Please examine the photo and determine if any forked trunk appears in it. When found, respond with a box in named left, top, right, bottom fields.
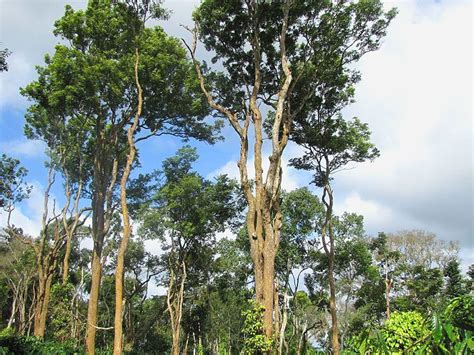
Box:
left=188, top=3, right=292, bottom=346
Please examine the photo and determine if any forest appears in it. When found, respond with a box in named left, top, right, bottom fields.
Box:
left=0, top=0, right=472, bottom=354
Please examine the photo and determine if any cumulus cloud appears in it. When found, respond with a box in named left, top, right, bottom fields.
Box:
left=0, top=180, right=52, bottom=237
left=1, top=0, right=471, bottom=271
left=334, top=0, right=472, bottom=247
left=0, top=0, right=85, bottom=111
left=0, top=139, right=46, bottom=158
left=207, top=148, right=303, bottom=192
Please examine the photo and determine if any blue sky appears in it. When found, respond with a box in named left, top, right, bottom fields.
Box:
left=0, top=0, right=472, bottom=270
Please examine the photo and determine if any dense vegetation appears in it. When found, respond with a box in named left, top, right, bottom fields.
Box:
left=0, top=0, right=472, bottom=354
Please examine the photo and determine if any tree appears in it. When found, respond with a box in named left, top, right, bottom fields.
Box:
left=0, top=154, right=31, bottom=216
left=5, top=159, right=88, bottom=338
left=444, top=259, right=467, bottom=300
left=0, top=234, right=36, bottom=334
left=190, top=0, right=396, bottom=341
left=21, top=1, right=218, bottom=351
left=371, top=232, right=401, bottom=320
left=140, top=146, right=240, bottom=355
left=276, top=188, right=323, bottom=354
left=0, top=47, right=10, bottom=72
left=387, top=230, right=459, bottom=271
left=291, top=115, right=380, bottom=353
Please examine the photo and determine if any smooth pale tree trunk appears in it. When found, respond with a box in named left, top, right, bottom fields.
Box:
left=278, top=288, right=290, bottom=355
left=32, top=166, right=58, bottom=338
left=297, top=321, right=307, bottom=355
left=385, top=276, right=393, bottom=319
left=86, top=123, right=119, bottom=353
left=86, top=194, right=104, bottom=355
left=113, top=48, right=142, bottom=355
left=7, top=282, right=18, bottom=329
left=167, top=261, right=187, bottom=355
left=321, top=184, right=340, bottom=355
left=61, top=177, right=83, bottom=285
left=328, top=251, right=340, bottom=355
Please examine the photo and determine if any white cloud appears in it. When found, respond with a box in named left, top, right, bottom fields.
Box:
left=0, top=139, right=46, bottom=158
left=334, top=0, right=472, bottom=249
left=207, top=150, right=302, bottom=192
left=0, top=53, right=33, bottom=110
left=459, top=247, right=474, bottom=272
left=0, top=180, right=50, bottom=237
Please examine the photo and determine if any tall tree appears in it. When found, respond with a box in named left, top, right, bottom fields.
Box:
left=387, top=230, right=459, bottom=271
left=140, top=147, right=240, bottom=355
left=370, top=232, right=401, bottom=319
left=291, top=116, right=380, bottom=354
left=276, top=187, right=323, bottom=354
left=444, top=259, right=467, bottom=300
left=21, top=0, right=218, bottom=351
left=23, top=0, right=220, bottom=353
left=190, top=0, right=396, bottom=341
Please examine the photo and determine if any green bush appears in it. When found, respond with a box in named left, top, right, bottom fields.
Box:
left=446, top=294, right=474, bottom=331
left=0, top=330, right=83, bottom=355
left=344, top=299, right=474, bottom=354
left=382, top=311, right=429, bottom=352
left=49, top=283, right=76, bottom=342
left=241, top=300, right=273, bottom=354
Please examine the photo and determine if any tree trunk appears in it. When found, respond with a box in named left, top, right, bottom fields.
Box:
left=328, top=253, right=339, bottom=355
left=33, top=272, right=52, bottom=337
left=167, top=261, right=187, bottom=355
left=278, top=288, right=290, bottom=355
left=61, top=170, right=83, bottom=285
left=86, top=241, right=103, bottom=354
left=62, top=236, right=73, bottom=284
left=188, top=4, right=292, bottom=344
left=385, top=277, right=393, bottom=319
left=86, top=114, right=119, bottom=353
left=7, top=283, right=18, bottom=328
left=297, top=321, right=307, bottom=355
left=113, top=48, right=142, bottom=355
left=321, top=184, right=339, bottom=355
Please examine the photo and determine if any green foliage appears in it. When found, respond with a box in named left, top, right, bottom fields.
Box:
left=0, top=332, right=83, bottom=354
left=48, top=283, right=76, bottom=343
left=344, top=327, right=389, bottom=354
left=398, top=266, right=443, bottom=314
left=277, top=187, right=323, bottom=277
left=424, top=296, right=474, bottom=353
left=445, top=295, right=474, bottom=331
left=382, top=311, right=429, bottom=352
left=0, top=47, right=10, bottom=72
left=444, top=259, right=468, bottom=299
left=21, top=0, right=219, bottom=197
left=0, top=154, right=31, bottom=210
left=241, top=300, right=273, bottom=355
left=195, top=0, right=396, bottom=122
left=291, top=116, right=380, bottom=187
